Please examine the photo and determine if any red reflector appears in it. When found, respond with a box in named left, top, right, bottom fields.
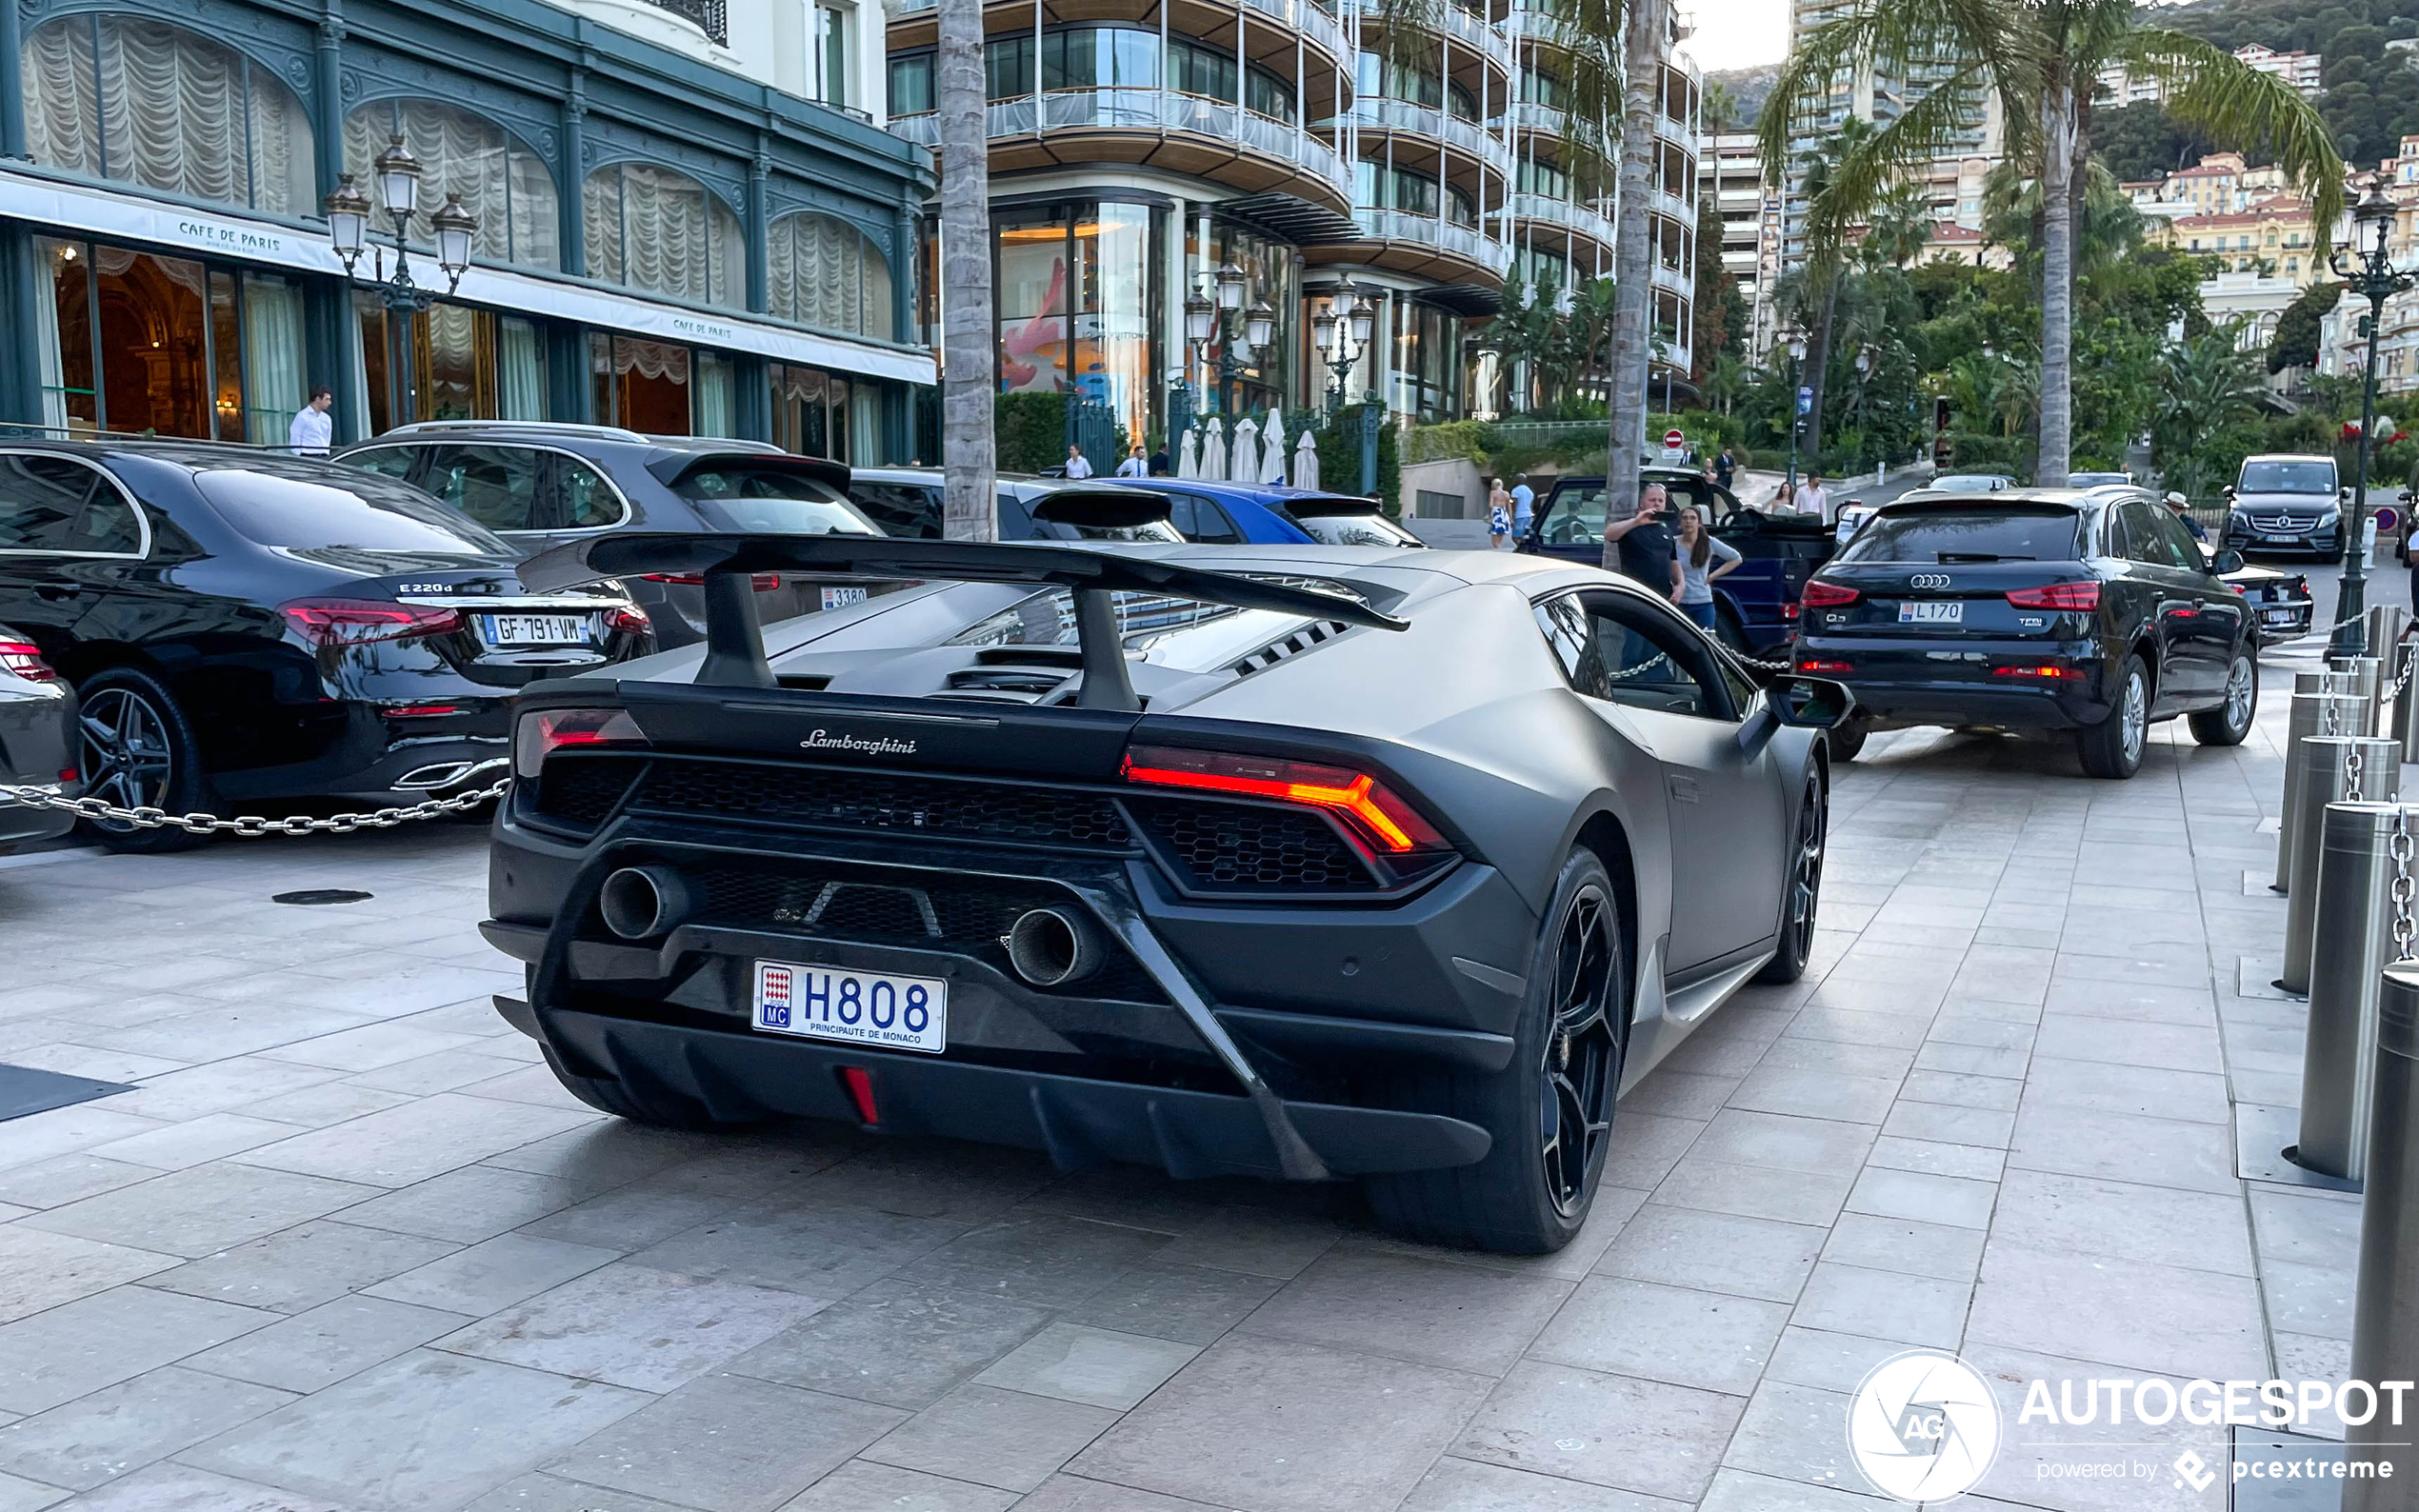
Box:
left=1783, top=602, right=1800, bottom=620
left=838, top=1065, right=878, bottom=1124
left=640, top=572, right=782, bottom=591
left=1800, top=579, right=1860, bottom=607
left=1992, top=663, right=2088, bottom=682
left=1796, top=658, right=1853, bottom=674
left=1121, top=745, right=1449, bottom=855
left=278, top=598, right=463, bottom=647
left=58, top=768, right=77, bottom=782
left=2005, top=582, right=2101, bottom=611
left=0, top=639, right=56, bottom=681
left=385, top=703, right=461, bottom=718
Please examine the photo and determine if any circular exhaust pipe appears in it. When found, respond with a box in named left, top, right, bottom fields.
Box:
left=1006, top=906, right=1099, bottom=987
left=599, top=866, right=693, bottom=941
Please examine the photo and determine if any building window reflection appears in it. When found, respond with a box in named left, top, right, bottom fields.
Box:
left=1183, top=218, right=1294, bottom=416
left=994, top=202, right=1164, bottom=448
left=771, top=363, right=857, bottom=461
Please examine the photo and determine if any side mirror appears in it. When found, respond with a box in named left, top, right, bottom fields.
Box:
left=2212, top=548, right=2246, bottom=574
left=2342, top=486, right=2354, bottom=502
left=1771, top=674, right=1857, bottom=730
left=2222, top=486, right=2236, bottom=500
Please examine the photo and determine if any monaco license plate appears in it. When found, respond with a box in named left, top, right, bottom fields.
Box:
left=479, top=613, right=587, bottom=647
left=821, top=586, right=869, bottom=611
left=1898, top=601, right=1963, bottom=625
left=2264, top=607, right=2303, bottom=625
left=752, top=961, right=947, bottom=1053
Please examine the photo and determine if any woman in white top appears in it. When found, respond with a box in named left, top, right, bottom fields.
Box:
left=1670, top=506, right=1742, bottom=631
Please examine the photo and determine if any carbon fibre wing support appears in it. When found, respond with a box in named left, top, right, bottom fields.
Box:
left=518, top=532, right=1409, bottom=692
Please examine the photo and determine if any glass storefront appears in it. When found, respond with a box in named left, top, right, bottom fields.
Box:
left=35, top=237, right=305, bottom=441
left=771, top=363, right=884, bottom=463
left=356, top=297, right=548, bottom=434
left=1183, top=217, right=1294, bottom=418
left=1390, top=297, right=1460, bottom=422
left=994, top=202, right=1162, bottom=448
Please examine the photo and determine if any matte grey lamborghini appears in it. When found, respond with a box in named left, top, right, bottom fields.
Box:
left=479, top=535, right=1850, bottom=1253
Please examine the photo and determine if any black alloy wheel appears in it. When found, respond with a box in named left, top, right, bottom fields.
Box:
left=2188, top=650, right=2258, bottom=747
left=2076, top=653, right=2149, bottom=780
left=74, top=668, right=210, bottom=852
left=1755, top=772, right=1826, bottom=984
left=1538, top=877, right=1620, bottom=1218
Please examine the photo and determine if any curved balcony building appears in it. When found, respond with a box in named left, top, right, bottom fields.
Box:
left=882, top=0, right=1694, bottom=447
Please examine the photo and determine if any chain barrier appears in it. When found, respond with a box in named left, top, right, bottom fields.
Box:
left=2350, top=741, right=2367, bottom=803
left=2394, top=806, right=2416, bottom=965
left=0, top=779, right=508, bottom=837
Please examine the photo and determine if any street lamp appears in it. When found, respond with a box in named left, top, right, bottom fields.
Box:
left=2327, top=177, right=2412, bottom=657
left=328, top=135, right=477, bottom=432
left=1780, top=321, right=1809, bottom=488
left=1172, top=265, right=1269, bottom=447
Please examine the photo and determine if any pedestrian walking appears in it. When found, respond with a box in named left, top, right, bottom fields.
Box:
left=1488, top=489, right=1513, bottom=549
left=289, top=386, right=333, bottom=455
left=1115, top=444, right=1148, bottom=477
left=1148, top=444, right=1170, bottom=476
left=1799, top=472, right=1830, bottom=522
left=1713, top=446, right=1737, bottom=491
left=1670, top=505, right=1741, bottom=630
left=1064, top=444, right=1093, bottom=479
left=1509, top=474, right=1535, bottom=540
left=1604, top=483, right=1680, bottom=599
left=1770, top=479, right=1795, bottom=514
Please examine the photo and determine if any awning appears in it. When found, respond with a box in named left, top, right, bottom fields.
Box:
left=0, top=168, right=936, bottom=387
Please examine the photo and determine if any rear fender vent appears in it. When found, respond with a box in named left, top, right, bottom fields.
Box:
left=1233, top=621, right=1351, bottom=677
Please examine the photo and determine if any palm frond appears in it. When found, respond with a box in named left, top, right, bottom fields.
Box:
left=2117, top=27, right=2346, bottom=229
left=1799, top=58, right=1999, bottom=253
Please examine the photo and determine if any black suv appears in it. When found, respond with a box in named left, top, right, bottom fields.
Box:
left=1792, top=488, right=2257, bottom=779
left=334, top=424, right=886, bottom=647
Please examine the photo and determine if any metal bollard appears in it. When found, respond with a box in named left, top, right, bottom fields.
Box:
left=2283, top=737, right=2402, bottom=994
left=2337, top=656, right=2387, bottom=737
left=2367, top=604, right=2409, bottom=669
left=2296, top=802, right=2403, bottom=1181
left=2345, top=964, right=2419, bottom=1511
left=2280, top=692, right=2381, bottom=891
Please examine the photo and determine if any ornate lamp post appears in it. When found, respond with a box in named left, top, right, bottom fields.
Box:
left=325, top=136, right=477, bottom=429
left=2327, top=178, right=2413, bottom=657
left=1780, top=321, right=1809, bottom=488
left=1309, top=277, right=1381, bottom=494
left=1176, top=262, right=1269, bottom=436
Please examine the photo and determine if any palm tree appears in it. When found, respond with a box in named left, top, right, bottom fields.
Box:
left=934, top=0, right=996, bottom=537
left=1704, top=351, right=1749, bottom=414
left=2156, top=324, right=2268, bottom=498
left=1758, top=0, right=2343, bottom=487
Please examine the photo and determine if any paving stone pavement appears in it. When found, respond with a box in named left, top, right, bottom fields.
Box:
left=0, top=641, right=2371, bottom=1512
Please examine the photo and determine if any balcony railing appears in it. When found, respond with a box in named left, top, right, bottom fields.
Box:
left=643, top=0, right=727, bottom=45
left=1341, top=0, right=1513, bottom=70
left=888, top=0, right=1345, bottom=53
left=1508, top=189, right=1618, bottom=248
left=1334, top=98, right=1509, bottom=169
left=890, top=89, right=1351, bottom=201
left=1353, top=208, right=1511, bottom=273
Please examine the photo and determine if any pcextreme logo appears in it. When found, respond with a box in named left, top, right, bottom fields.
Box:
left=1847, top=1351, right=2005, bottom=1502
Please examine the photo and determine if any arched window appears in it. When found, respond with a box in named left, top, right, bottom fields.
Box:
left=21, top=15, right=314, bottom=214
left=767, top=212, right=893, bottom=340
left=582, top=163, right=745, bottom=309
left=344, top=101, right=560, bottom=270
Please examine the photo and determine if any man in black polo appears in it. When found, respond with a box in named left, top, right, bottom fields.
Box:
left=1605, top=482, right=1680, bottom=600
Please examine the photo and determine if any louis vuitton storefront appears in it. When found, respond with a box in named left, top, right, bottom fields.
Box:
left=0, top=0, right=932, bottom=454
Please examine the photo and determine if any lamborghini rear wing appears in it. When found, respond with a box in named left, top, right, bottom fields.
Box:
left=517, top=532, right=1406, bottom=707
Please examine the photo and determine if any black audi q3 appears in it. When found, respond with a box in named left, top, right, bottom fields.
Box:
left=1792, top=487, right=2258, bottom=778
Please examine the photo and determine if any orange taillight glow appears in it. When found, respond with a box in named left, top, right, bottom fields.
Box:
left=1121, top=745, right=1449, bottom=855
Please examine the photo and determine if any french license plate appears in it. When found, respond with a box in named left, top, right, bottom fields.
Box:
left=2261, top=533, right=2300, bottom=544
left=2264, top=607, right=2303, bottom=625
left=752, top=961, right=946, bottom=1053
left=1898, top=601, right=1963, bottom=625
left=821, top=586, right=869, bottom=611
left=479, top=613, right=587, bottom=647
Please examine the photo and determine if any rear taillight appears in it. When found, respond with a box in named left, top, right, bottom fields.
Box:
left=2005, top=582, right=2101, bottom=611
left=607, top=606, right=652, bottom=637
left=279, top=598, right=463, bottom=647
left=514, top=707, right=648, bottom=778
left=641, top=572, right=782, bottom=592
left=1800, top=580, right=1860, bottom=607
left=1992, top=663, right=2089, bottom=682
left=1122, top=745, right=1449, bottom=856
left=1796, top=657, right=1853, bottom=674
left=0, top=639, right=56, bottom=682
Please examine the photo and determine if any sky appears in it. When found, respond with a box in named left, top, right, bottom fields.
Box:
left=1682, top=0, right=1791, bottom=73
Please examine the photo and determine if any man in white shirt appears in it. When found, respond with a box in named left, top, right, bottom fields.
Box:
left=1064, top=444, right=1093, bottom=479
left=289, top=388, right=334, bottom=455
left=1797, top=473, right=1829, bottom=522
left=1115, top=444, right=1148, bottom=477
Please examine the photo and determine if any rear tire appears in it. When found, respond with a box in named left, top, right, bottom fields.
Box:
left=1825, top=718, right=1868, bottom=762
left=74, top=667, right=211, bottom=853
left=1364, top=848, right=1627, bottom=1254
left=2188, top=648, right=2258, bottom=746
left=2076, top=653, right=2149, bottom=779
left=540, top=1044, right=737, bottom=1131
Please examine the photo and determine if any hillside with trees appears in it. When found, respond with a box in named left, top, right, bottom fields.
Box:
left=2158, top=0, right=2419, bottom=166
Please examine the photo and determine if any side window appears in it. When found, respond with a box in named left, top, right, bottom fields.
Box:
left=341, top=447, right=421, bottom=485
left=847, top=483, right=941, bottom=539
left=1180, top=496, right=1242, bottom=545
left=1533, top=594, right=1610, bottom=699
left=2150, top=508, right=2208, bottom=570
left=2099, top=507, right=2129, bottom=560
left=2121, top=501, right=2192, bottom=569
left=1580, top=590, right=1733, bottom=719
left=1540, top=486, right=1607, bottom=547
left=997, top=490, right=1037, bottom=538
left=420, top=446, right=544, bottom=531
left=552, top=458, right=624, bottom=528
left=0, top=455, right=140, bottom=555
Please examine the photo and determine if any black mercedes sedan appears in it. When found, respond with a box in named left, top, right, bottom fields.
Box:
left=0, top=441, right=648, bottom=849
left=1792, top=487, right=2257, bottom=778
